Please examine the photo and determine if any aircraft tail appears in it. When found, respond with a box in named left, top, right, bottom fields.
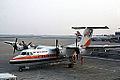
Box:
left=80, top=27, right=93, bottom=47
left=72, top=26, right=109, bottom=47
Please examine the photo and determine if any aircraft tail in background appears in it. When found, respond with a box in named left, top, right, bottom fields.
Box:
left=72, top=26, right=109, bottom=47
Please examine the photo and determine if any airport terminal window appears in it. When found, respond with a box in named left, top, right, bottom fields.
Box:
left=21, top=52, right=26, bottom=55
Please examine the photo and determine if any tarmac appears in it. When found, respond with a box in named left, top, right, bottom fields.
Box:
left=0, top=37, right=120, bottom=80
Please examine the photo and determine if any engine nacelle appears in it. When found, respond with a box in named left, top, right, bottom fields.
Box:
left=59, top=48, right=75, bottom=57
left=80, top=49, right=93, bottom=56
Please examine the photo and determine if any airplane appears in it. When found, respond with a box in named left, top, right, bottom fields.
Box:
left=4, top=31, right=82, bottom=53
left=75, top=31, right=109, bottom=41
left=4, top=38, right=34, bottom=54
left=7, top=26, right=120, bottom=72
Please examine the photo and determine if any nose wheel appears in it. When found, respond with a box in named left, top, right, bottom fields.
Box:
left=18, top=66, right=24, bottom=72
left=18, top=66, right=29, bottom=72
left=19, top=68, right=23, bottom=72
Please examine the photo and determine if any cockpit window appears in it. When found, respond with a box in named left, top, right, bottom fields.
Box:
left=26, top=52, right=29, bottom=55
left=21, top=52, right=26, bottom=55
left=21, top=52, right=33, bottom=55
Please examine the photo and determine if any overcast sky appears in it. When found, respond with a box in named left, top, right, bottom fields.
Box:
left=0, top=0, right=120, bottom=35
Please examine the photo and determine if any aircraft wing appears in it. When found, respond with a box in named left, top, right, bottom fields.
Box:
left=65, top=44, right=120, bottom=50
left=64, top=44, right=120, bottom=56
left=4, top=41, right=15, bottom=45
left=36, top=45, right=56, bottom=49
left=86, top=45, right=120, bottom=49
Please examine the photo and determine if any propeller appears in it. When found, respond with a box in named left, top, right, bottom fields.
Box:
left=22, top=41, right=29, bottom=49
left=22, top=41, right=32, bottom=49
left=12, top=38, right=33, bottom=54
left=13, top=38, right=18, bottom=54
left=55, top=39, right=59, bottom=57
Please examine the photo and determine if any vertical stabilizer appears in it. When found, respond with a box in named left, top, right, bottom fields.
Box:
left=72, top=26, right=109, bottom=47
left=80, top=27, right=93, bottom=47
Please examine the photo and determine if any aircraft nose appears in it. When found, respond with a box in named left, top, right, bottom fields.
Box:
left=9, top=59, right=14, bottom=64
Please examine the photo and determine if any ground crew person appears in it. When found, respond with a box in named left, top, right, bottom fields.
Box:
left=73, top=52, right=77, bottom=63
left=81, top=56, right=84, bottom=65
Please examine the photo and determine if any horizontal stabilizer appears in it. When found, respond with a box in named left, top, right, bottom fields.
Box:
left=72, top=26, right=109, bottom=29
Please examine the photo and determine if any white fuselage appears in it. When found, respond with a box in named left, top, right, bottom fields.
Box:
left=9, top=48, right=63, bottom=65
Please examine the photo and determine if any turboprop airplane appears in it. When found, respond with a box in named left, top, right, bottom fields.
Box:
left=4, top=38, right=34, bottom=54
left=8, top=26, right=120, bottom=72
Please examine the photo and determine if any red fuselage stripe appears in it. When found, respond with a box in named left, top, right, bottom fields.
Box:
left=11, top=54, right=57, bottom=60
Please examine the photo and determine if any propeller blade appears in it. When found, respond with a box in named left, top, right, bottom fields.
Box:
left=22, top=41, right=25, bottom=45
left=56, top=39, right=58, bottom=48
left=13, top=48, right=16, bottom=54
left=13, top=38, right=18, bottom=54
left=55, top=39, right=60, bottom=57
left=27, top=42, right=32, bottom=46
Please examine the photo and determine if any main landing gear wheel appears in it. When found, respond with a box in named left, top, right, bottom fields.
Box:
left=68, top=56, right=74, bottom=68
left=68, top=63, right=74, bottom=68
left=18, top=66, right=25, bottom=72
left=19, top=68, right=23, bottom=72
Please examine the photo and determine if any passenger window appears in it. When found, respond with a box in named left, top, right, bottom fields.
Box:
left=30, top=52, right=33, bottom=55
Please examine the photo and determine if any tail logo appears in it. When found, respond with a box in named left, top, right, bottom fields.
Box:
left=83, top=39, right=92, bottom=46
left=84, top=29, right=93, bottom=37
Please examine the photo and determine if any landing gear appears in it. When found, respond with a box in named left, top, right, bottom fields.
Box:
left=18, top=66, right=25, bottom=72
left=18, top=66, right=30, bottom=72
left=68, top=63, right=74, bottom=68
left=68, top=56, right=74, bottom=68
left=19, top=68, right=23, bottom=72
